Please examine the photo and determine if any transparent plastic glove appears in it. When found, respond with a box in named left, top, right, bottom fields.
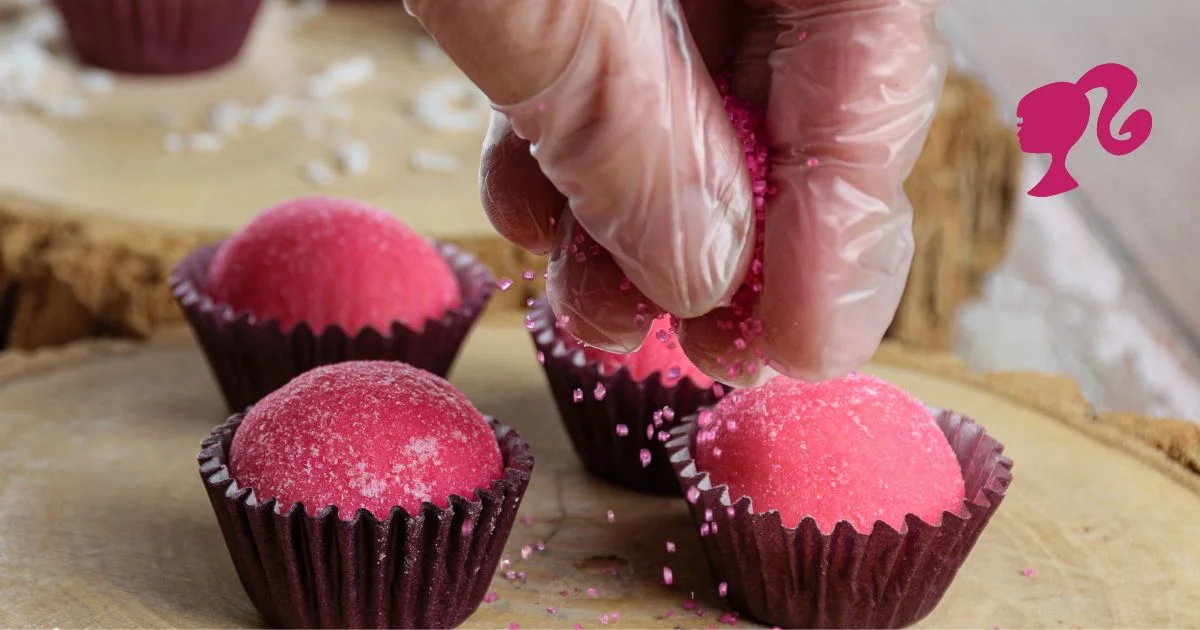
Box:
left=405, top=0, right=948, bottom=385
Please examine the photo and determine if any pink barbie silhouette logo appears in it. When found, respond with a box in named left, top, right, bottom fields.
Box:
left=1017, top=62, right=1153, bottom=198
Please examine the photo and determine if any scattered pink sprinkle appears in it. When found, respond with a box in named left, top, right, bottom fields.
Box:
left=805, top=157, right=819, bottom=167
left=535, top=541, right=546, bottom=552
left=611, top=611, right=620, bottom=621
left=718, top=582, right=728, bottom=597
left=711, top=522, right=719, bottom=534
left=573, top=625, right=583, bottom=630
left=657, top=430, right=670, bottom=442
left=700, top=523, right=710, bottom=536
left=726, top=506, right=736, bottom=518
left=1022, top=567, right=1037, bottom=578
left=508, top=623, right=520, bottom=630
left=520, top=516, right=535, bottom=526
left=687, top=486, right=701, bottom=503
left=666, top=541, right=676, bottom=553
left=517, top=571, right=527, bottom=581
left=536, top=351, right=545, bottom=364
left=572, top=388, right=583, bottom=403
left=618, top=277, right=631, bottom=291
left=662, top=566, right=674, bottom=586
left=483, top=593, right=499, bottom=603
left=524, top=317, right=537, bottom=331
left=504, top=570, right=517, bottom=580
left=662, top=406, right=675, bottom=421
left=559, top=589, right=570, bottom=597
left=646, top=424, right=655, bottom=439
left=695, top=608, right=706, bottom=617
left=639, top=449, right=652, bottom=467
left=586, top=588, right=598, bottom=598
left=615, top=424, right=629, bottom=437
left=498, top=278, right=514, bottom=292
left=705, top=508, right=714, bottom=521
left=546, top=607, right=557, bottom=615
left=522, top=269, right=536, bottom=280
left=521, top=545, right=532, bottom=560
left=683, top=599, right=698, bottom=610
left=664, top=609, right=675, bottom=618
left=653, top=409, right=664, bottom=424
left=526, top=297, right=535, bottom=308
left=594, top=383, right=607, bottom=401
left=712, top=446, right=723, bottom=458
left=607, top=510, right=615, bottom=523
left=499, top=558, right=511, bottom=570
left=797, top=30, right=808, bottom=41
left=719, top=611, right=739, bottom=625
left=600, top=614, right=610, bottom=625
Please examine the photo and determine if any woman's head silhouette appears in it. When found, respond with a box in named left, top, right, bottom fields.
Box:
left=1016, top=62, right=1153, bottom=197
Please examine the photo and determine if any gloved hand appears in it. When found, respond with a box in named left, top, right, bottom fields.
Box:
left=405, top=0, right=947, bottom=386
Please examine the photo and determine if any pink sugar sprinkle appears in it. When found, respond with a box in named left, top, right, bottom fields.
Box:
left=726, top=506, right=736, bottom=518
left=586, top=588, right=598, bottom=598
left=573, top=388, right=583, bottom=403
left=509, top=623, right=520, bottom=630
left=665, top=609, right=675, bottom=618
left=618, top=277, right=631, bottom=291
left=712, top=446, right=723, bottom=458
left=639, top=449, right=652, bottom=467
left=658, top=430, right=670, bottom=442
left=1022, top=567, right=1037, bottom=577
left=559, top=589, right=570, bottom=597
left=499, top=558, right=511, bottom=570
left=607, top=510, right=615, bottom=523
left=666, top=541, right=676, bottom=553
left=805, top=157, right=819, bottom=167
left=719, top=611, right=739, bottom=625
left=498, top=278, right=514, bottom=291
left=536, top=351, right=545, bottom=364
left=483, top=593, right=499, bottom=603
left=653, top=409, right=664, bottom=424
left=683, top=599, right=698, bottom=611
left=615, top=424, right=629, bottom=437
left=517, top=571, right=526, bottom=581
left=646, top=424, right=655, bottom=439
left=573, top=625, right=583, bottom=630
left=704, top=508, right=714, bottom=521
left=662, top=406, right=675, bottom=421
left=594, top=383, right=607, bottom=401
left=522, top=269, right=535, bottom=280
left=520, top=515, right=534, bottom=526
left=546, top=607, right=557, bottom=614
left=521, top=545, right=532, bottom=560
left=695, top=608, right=706, bottom=617
left=718, top=582, right=728, bottom=597
left=662, top=566, right=674, bottom=586
left=711, top=522, right=719, bottom=534
left=524, top=317, right=537, bottom=331
left=797, top=30, right=808, bottom=41
left=526, top=297, right=535, bottom=308
left=687, top=487, right=701, bottom=503
left=600, top=614, right=610, bottom=625
left=536, top=541, right=546, bottom=551
left=611, top=611, right=620, bottom=621
left=504, top=570, right=517, bottom=580
left=700, top=523, right=710, bottom=536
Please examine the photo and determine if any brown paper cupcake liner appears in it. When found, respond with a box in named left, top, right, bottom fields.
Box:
left=171, top=240, right=495, bottom=413
left=199, top=414, right=533, bottom=629
left=668, top=406, right=1013, bottom=629
left=528, top=298, right=724, bottom=495
left=52, top=0, right=265, bottom=75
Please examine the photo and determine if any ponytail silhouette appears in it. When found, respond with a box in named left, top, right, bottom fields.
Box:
left=1016, top=62, right=1153, bottom=198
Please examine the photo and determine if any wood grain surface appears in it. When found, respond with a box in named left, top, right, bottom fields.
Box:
left=0, top=315, right=1197, bottom=629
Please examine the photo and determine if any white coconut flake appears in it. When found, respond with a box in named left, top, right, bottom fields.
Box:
left=76, top=70, right=114, bottom=94
left=249, top=94, right=291, bottom=129
left=413, top=77, right=489, bottom=132
left=162, top=132, right=185, bottom=153
left=409, top=149, right=460, bottom=173
left=335, top=139, right=370, bottom=176
left=186, top=132, right=223, bottom=153
left=302, top=159, right=335, bottom=187
left=306, top=56, right=375, bottom=100
left=207, top=99, right=248, bottom=135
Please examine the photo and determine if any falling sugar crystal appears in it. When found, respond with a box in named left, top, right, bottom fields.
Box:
left=705, top=508, right=714, bottom=521
left=606, top=510, right=615, bottom=523
left=594, top=383, right=607, bottom=401
left=600, top=614, right=610, bottom=625
left=499, top=558, right=511, bottom=570
left=508, top=623, right=519, bottom=630
left=546, top=607, right=557, bottom=615
left=586, top=588, right=598, bottom=598
left=666, top=541, right=676, bottom=553
left=615, top=424, right=629, bottom=437
left=718, top=582, right=728, bottom=597
left=662, top=406, right=675, bottom=421
left=719, top=611, right=739, bottom=625
left=535, top=541, right=546, bottom=552
left=1022, top=567, right=1037, bottom=578
left=640, top=449, right=652, bottom=468
left=521, top=545, right=532, bottom=560
left=483, top=593, right=499, bottom=603
left=700, top=523, right=710, bottom=536
left=522, top=269, right=536, bottom=280
left=573, top=388, right=584, bottom=403
left=536, top=351, right=545, bottom=364
left=662, top=566, right=674, bottom=586
left=498, top=278, right=514, bottom=291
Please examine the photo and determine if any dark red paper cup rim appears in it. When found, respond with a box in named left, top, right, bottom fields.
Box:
left=667, top=405, right=1014, bottom=628
left=198, top=413, right=534, bottom=628
left=171, top=238, right=495, bottom=341
left=527, top=298, right=725, bottom=494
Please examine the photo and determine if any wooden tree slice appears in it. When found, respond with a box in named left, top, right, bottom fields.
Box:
left=0, top=0, right=1020, bottom=352
left=0, top=316, right=1196, bottom=629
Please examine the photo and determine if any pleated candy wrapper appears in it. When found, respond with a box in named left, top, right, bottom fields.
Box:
left=668, top=406, right=1014, bottom=629
left=52, top=0, right=265, bottom=75
left=172, top=240, right=495, bottom=413
left=528, top=298, right=723, bottom=495
left=198, top=414, right=534, bottom=629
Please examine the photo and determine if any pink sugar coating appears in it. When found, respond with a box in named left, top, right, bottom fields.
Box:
left=695, top=373, right=965, bottom=533
left=228, top=361, right=503, bottom=518
left=582, top=316, right=714, bottom=387
left=207, top=196, right=462, bottom=335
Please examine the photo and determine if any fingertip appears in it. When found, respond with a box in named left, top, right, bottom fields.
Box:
left=480, top=112, right=563, bottom=255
